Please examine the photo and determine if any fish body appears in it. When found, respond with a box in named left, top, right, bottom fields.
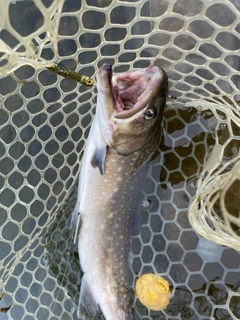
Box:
left=74, top=64, right=168, bottom=320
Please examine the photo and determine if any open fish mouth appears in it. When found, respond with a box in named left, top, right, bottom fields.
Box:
left=97, top=64, right=167, bottom=120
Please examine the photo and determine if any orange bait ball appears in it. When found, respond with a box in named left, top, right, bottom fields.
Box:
left=135, top=274, right=171, bottom=311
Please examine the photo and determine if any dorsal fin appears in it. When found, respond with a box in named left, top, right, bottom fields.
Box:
left=90, top=145, right=107, bottom=175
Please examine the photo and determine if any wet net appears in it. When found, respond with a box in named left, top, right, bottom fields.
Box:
left=0, top=0, right=240, bottom=319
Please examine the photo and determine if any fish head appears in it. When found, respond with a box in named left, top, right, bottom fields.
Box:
left=96, top=64, right=168, bottom=156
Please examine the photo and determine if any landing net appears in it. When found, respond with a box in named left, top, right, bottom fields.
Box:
left=0, top=1, right=239, bottom=319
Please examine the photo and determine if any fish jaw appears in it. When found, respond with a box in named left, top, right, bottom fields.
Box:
left=112, top=65, right=167, bottom=119
left=96, top=64, right=168, bottom=155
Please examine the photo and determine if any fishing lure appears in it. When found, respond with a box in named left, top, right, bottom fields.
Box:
left=47, top=64, right=93, bottom=87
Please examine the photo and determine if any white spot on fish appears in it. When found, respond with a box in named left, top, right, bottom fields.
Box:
left=100, top=224, right=105, bottom=230
left=108, top=212, right=115, bottom=219
left=116, top=177, right=122, bottom=182
left=117, top=167, right=122, bottom=172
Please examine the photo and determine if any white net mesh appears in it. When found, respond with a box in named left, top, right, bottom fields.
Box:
left=0, top=0, right=240, bottom=319
left=189, top=103, right=240, bottom=250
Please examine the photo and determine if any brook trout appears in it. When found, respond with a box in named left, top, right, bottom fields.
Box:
left=73, top=64, right=168, bottom=320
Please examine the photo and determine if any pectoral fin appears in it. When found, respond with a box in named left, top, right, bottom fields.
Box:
left=71, top=204, right=78, bottom=229
left=73, top=212, right=81, bottom=244
left=77, top=275, right=99, bottom=319
left=71, top=204, right=80, bottom=244
left=91, top=145, right=107, bottom=175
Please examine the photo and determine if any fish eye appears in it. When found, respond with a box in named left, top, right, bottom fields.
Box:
left=144, top=108, right=157, bottom=120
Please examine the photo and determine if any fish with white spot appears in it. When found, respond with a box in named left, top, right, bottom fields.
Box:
left=73, top=64, right=168, bottom=320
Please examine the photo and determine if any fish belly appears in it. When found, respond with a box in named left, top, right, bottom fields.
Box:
left=77, top=148, right=148, bottom=320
